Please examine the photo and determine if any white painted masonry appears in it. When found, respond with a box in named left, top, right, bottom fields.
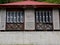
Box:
left=0, top=32, right=60, bottom=45
left=53, top=9, right=60, bottom=30
left=0, top=9, right=60, bottom=45
left=0, top=9, right=6, bottom=30
left=25, top=9, right=35, bottom=30
left=0, top=9, right=2, bottom=30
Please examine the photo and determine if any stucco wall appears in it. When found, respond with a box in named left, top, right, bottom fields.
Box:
left=0, top=9, right=2, bottom=30
left=25, top=9, right=35, bottom=30
left=0, top=32, right=60, bottom=45
left=0, top=9, right=6, bottom=30
left=53, top=9, right=60, bottom=30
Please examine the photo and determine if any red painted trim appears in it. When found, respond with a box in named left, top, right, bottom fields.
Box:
left=0, top=5, right=60, bottom=8
left=0, top=1, right=60, bottom=8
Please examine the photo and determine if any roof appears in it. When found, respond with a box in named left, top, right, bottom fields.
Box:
left=0, top=1, right=60, bottom=8
left=2, top=1, right=58, bottom=5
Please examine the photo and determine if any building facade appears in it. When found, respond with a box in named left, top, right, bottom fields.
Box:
left=0, top=8, right=60, bottom=30
left=0, top=0, right=60, bottom=45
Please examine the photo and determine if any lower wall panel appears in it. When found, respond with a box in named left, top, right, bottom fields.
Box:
left=0, top=32, right=60, bottom=45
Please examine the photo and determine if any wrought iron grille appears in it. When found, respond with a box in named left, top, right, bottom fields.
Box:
left=6, top=9, right=24, bottom=30
left=6, top=23, right=24, bottom=30
left=36, top=23, right=53, bottom=30
left=35, top=9, right=53, bottom=30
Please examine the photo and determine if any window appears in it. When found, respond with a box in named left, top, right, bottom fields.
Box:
left=6, top=10, right=24, bottom=30
left=7, top=11, right=24, bottom=23
left=35, top=10, right=53, bottom=30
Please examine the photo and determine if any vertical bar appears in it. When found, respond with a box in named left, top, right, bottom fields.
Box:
left=19, top=11, right=20, bottom=23
left=14, top=11, right=17, bottom=23
left=13, top=11, right=15, bottom=22
left=49, top=11, right=52, bottom=23
left=43, top=11, right=45, bottom=23
left=8, top=11, right=10, bottom=23
left=10, top=11, right=12, bottom=23
left=12, top=11, right=14, bottom=23
left=41, top=11, right=43, bottom=23
left=17, top=11, right=19, bottom=23
left=10, top=11, right=11, bottom=23
left=16, top=11, right=17, bottom=23
left=18, top=11, right=20, bottom=23
left=46, top=11, right=49, bottom=23
left=36, top=11, right=39, bottom=23
left=10, top=11, right=14, bottom=23
left=20, top=11, right=23, bottom=23
left=7, top=11, right=9, bottom=23
left=39, top=11, right=42, bottom=23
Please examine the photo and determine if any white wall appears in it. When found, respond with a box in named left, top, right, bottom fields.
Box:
left=59, top=10, right=60, bottom=29
left=0, top=9, right=6, bottom=30
left=53, top=9, right=60, bottom=30
left=25, top=9, right=35, bottom=30
left=0, top=10, right=2, bottom=30
left=0, top=32, right=60, bottom=45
